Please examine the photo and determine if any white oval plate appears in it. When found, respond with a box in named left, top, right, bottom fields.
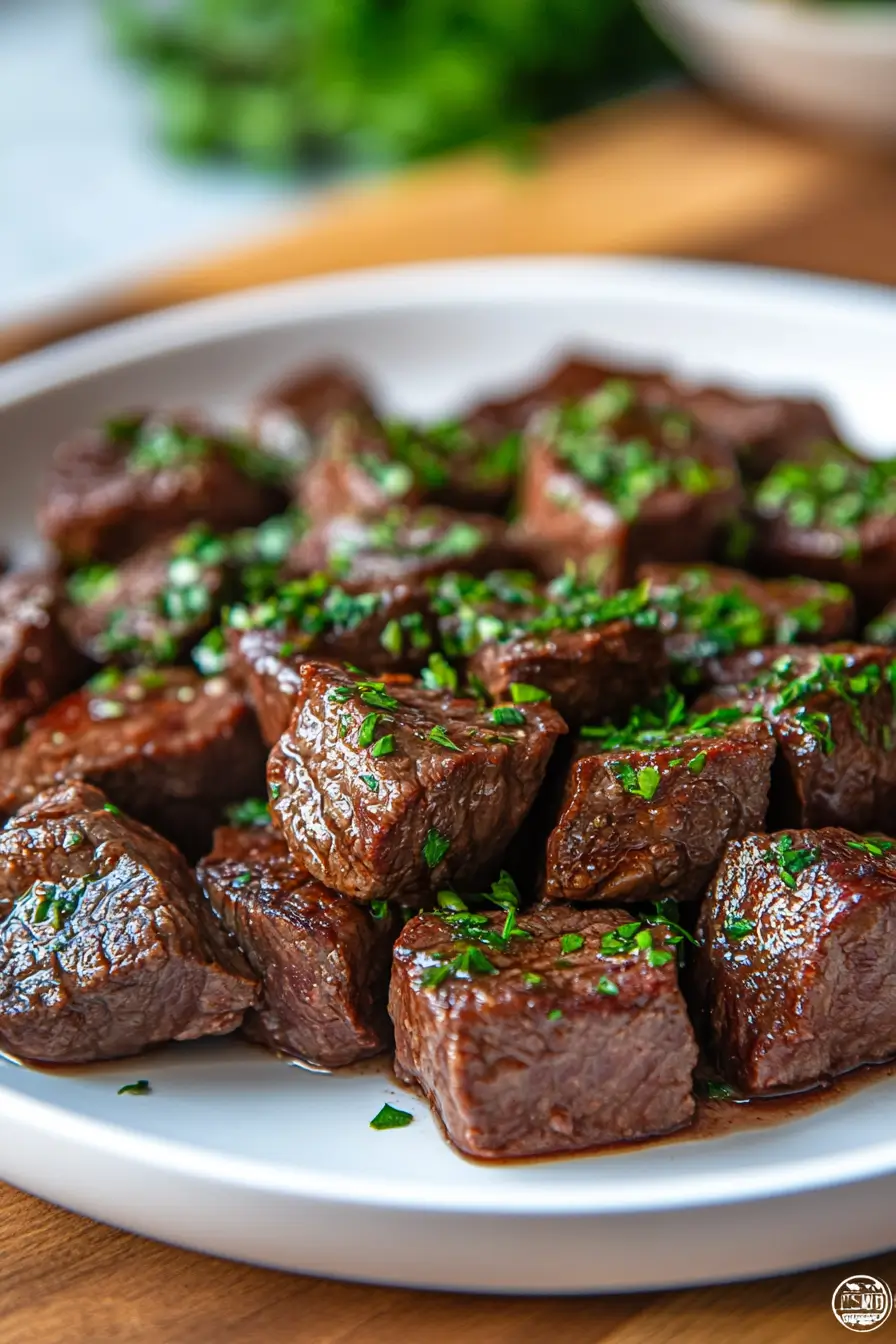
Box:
left=0, top=258, right=895, bottom=1294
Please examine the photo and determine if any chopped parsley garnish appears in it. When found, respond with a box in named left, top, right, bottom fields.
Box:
left=429, top=725, right=460, bottom=752
left=609, top=761, right=661, bottom=801
left=753, top=446, right=896, bottom=558
left=270, top=783, right=281, bottom=801
left=370, top=1103, right=413, bottom=1130
left=88, top=666, right=124, bottom=693
left=420, top=652, right=458, bottom=694
left=701, top=1080, right=737, bottom=1101
left=581, top=686, right=742, bottom=754
left=360, top=774, right=379, bottom=793
left=559, top=933, right=585, bottom=955
left=523, top=972, right=543, bottom=987
left=62, top=829, right=83, bottom=851
left=846, top=838, right=894, bottom=857
left=687, top=751, right=707, bottom=775
left=225, top=797, right=270, bottom=828
left=423, top=828, right=450, bottom=868
left=722, top=916, right=755, bottom=942
left=358, top=683, right=400, bottom=711
left=601, top=900, right=695, bottom=967
left=773, top=834, right=821, bottom=889
left=546, top=1008, right=564, bottom=1021
left=103, top=802, right=122, bottom=816
left=380, top=619, right=403, bottom=657
left=118, top=1080, right=151, bottom=1096
left=370, top=901, right=390, bottom=920
left=491, top=706, right=525, bottom=727
left=509, top=682, right=550, bottom=704
left=67, top=564, right=119, bottom=607
left=358, top=712, right=380, bottom=748
left=233, top=872, right=253, bottom=887
left=596, top=975, right=619, bottom=997
left=192, top=626, right=227, bottom=677
left=420, top=944, right=497, bottom=988
left=371, top=734, right=395, bottom=758
left=543, top=384, right=724, bottom=521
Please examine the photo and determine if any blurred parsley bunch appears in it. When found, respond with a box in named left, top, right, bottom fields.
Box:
left=106, top=0, right=673, bottom=169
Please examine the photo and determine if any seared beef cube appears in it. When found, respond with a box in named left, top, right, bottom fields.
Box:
left=658, top=382, right=838, bottom=482
left=544, top=700, right=775, bottom=903
left=640, top=562, right=855, bottom=683
left=0, top=570, right=87, bottom=747
left=299, top=414, right=426, bottom=522
left=289, top=506, right=516, bottom=590
left=62, top=525, right=229, bottom=666
left=518, top=381, right=740, bottom=585
left=390, top=902, right=698, bottom=1158
left=268, top=661, right=566, bottom=904
left=299, top=412, right=520, bottom=522
left=228, top=576, right=437, bottom=742
left=0, top=782, right=256, bottom=1063
left=0, top=668, right=265, bottom=856
left=197, top=825, right=395, bottom=1066
left=748, top=446, right=896, bottom=616
left=40, top=413, right=287, bottom=567
left=253, top=363, right=376, bottom=443
left=867, top=601, right=896, bottom=645
left=704, top=645, right=896, bottom=832
left=695, top=828, right=896, bottom=1093
left=434, top=571, right=667, bottom=727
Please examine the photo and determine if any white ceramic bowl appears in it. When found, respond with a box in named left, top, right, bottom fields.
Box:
left=639, top=0, right=896, bottom=138
left=0, top=258, right=895, bottom=1293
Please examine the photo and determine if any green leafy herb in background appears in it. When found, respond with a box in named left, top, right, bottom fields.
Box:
left=105, top=0, right=675, bottom=169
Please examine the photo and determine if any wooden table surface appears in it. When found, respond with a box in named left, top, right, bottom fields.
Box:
left=2, top=87, right=896, bottom=1342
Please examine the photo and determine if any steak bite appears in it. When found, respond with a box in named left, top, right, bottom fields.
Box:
left=433, top=571, right=667, bottom=727
left=267, top=660, right=566, bottom=905
left=639, top=562, right=855, bottom=684
left=463, top=354, right=837, bottom=481
left=197, top=823, right=395, bottom=1066
left=390, top=896, right=698, bottom=1158
left=0, top=570, right=88, bottom=747
left=0, top=782, right=257, bottom=1064
left=40, top=413, right=288, bottom=567
left=517, top=380, right=740, bottom=585
left=289, top=506, right=516, bottom=590
left=0, top=668, right=266, bottom=856
left=299, top=411, right=521, bottom=522
left=704, top=645, right=896, bottom=832
left=748, top=445, right=896, bottom=616
left=62, top=525, right=230, bottom=666
left=544, top=694, right=775, bottom=904
left=253, top=362, right=376, bottom=444
left=695, top=828, right=896, bottom=1094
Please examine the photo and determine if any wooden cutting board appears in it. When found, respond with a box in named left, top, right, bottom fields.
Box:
left=2, top=85, right=896, bottom=1343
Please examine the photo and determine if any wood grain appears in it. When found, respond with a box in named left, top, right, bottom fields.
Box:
left=1, top=84, right=895, bottom=1340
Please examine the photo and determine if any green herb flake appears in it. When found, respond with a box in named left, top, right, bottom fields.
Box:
left=723, top=915, right=755, bottom=942
left=491, top=705, right=526, bottom=727
left=371, top=734, right=395, bottom=758
left=421, top=652, right=458, bottom=694
left=370, top=900, right=390, bottom=920
left=846, top=838, right=894, bottom=858
left=118, top=1080, right=151, bottom=1096
left=429, top=725, right=460, bottom=752
left=523, top=972, right=543, bottom=987
left=103, top=802, right=122, bottom=816
left=509, top=682, right=550, bottom=704
left=360, top=774, right=379, bottom=793
left=233, top=871, right=253, bottom=887
left=702, top=1080, right=736, bottom=1101
left=380, top=619, right=403, bottom=657
left=773, top=834, right=821, bottom=889
left=687, top=751, right=707, bottom=775
left=370, top=1103, right=414, bottom=1131
left=559, top=933, right=585, bottom=955
left=270, top=783, right=281, bottom=801
left=358, top=712, right=380, bottom=748
left=609, top=761, right=661, bottom=801
left=546, top=1008, right=564, bottom=1021
left=596, top=975, right=619, bottom=997
left=423, top=828, right=450, bottom=869
left=62, top=829, right=83, bottom=852
left=225, top=797, right=270, bottom=828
